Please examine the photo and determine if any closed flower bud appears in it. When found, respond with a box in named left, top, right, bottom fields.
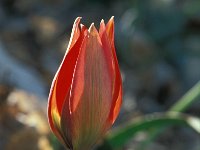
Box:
left=47, top=17, right=122, bottom=150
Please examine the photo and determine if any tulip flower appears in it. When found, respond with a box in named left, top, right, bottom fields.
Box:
left=47, top=17, right=122, bottom=150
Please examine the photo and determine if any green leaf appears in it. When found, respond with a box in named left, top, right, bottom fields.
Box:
left=170, top=81, right=200, bottom=112
left=97, top=112, right=200, bottom=150
left=138, top=81, right=200, bottom=150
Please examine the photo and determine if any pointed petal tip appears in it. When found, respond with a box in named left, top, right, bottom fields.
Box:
left=80, top=23, right=85, bottom=29
left=100, top=19, right=105, bottom=28
left=108, top=16, right=115, bottom=23
left=108, top=16, right=114, bottom=23
left=88, top=22, right=95, bottom=31
left=76, top=16, right=82, bottom=20
left=74, top=17, right=82, bottom=24
left=88, top=23, right=99, bottom=36
left=100, top=19, right=105, bottom=24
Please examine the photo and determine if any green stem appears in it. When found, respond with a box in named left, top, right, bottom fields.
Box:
left=138, top=81, right=200, bottom=150
left=170, top=81, right=200, bottom=112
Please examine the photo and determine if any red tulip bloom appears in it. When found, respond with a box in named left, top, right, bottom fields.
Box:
left=47, top=17, right=122, bottom=150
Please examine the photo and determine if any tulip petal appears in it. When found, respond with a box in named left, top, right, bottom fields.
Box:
left=66, top=17, right=81, bottom=54
left=110, top=83, right=122, bottom=123
left=61, top=24, right=115, bottom=149
left=106, top=17, right=122, bottom=123
left=106, top=17, right=123, bottom=123
left=48, top=17, right=81, bottom=119
left=100, top=17, right=122, bottom=124
left=106, top=16, right=114, bottom=45
left=48, top=79, right=67, bottom=146
left=48, top=18, right=87, bottom=148
left=99, top=19, right=106, bottom=36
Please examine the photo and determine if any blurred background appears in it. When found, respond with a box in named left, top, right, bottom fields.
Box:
left=0, top=0, right=200, bottom=149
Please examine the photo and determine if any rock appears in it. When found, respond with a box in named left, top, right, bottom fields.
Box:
left=0, top=88, right=53, bottom=150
